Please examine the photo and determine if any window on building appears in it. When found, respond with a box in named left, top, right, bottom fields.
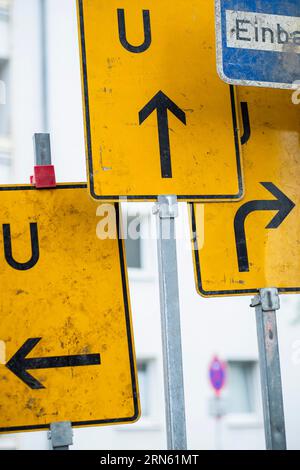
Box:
left=137, top=361, right=151, bottom=417
left=0, top=1, right=11, bottom=11
left=0, top=58, right=10, bottom=136
left=0, top=72, right=5, bottom=105
left=125, top=215, right=142, bottom=269
left=122, top=205, right=155, bottom=280
left=226, top=360, right=257, bottom=414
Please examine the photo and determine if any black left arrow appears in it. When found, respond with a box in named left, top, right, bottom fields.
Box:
left=234, top=182, right=295, bottom=273
left=139, top=91, right=186, bottom=178
left=6, top=338, right=101, bottom=390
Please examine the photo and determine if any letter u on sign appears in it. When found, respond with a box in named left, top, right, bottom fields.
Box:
left=117, top=9, right=152, bottom=53
left=3, top=223, right=40, bottom=271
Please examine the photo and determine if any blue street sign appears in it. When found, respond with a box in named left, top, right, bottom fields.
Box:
left=209, top=356, right=227, bottom=395
left=216, top=1, right=300, bottom=89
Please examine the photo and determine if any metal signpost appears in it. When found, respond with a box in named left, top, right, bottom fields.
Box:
left=153, top=196, right=187, bottom=450
left=190, top=85, right=300, bottom=449
left=216, top=0, right=300, bottom=89
left=251, top=289, right=286, bottom=450
left=0, top=135, right=139, bottom=436
left=77, top=0, right=244, bottom=202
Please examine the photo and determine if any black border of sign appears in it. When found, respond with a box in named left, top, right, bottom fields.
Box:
left=77, top=0, right=244, bottom=202
left=0, top=183, right=139, bottom=433
left=189, top=204, right=300, bottom=297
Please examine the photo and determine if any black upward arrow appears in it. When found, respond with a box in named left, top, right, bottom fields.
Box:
left=6, top=338, right=101, bottom=390
left=234, top=182, right=295, bottom=273
left=139, top=91, right=186, bottom=178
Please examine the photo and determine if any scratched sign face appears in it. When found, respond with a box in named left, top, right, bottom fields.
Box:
left=190, top=87, right=300, bottom=296
left=0, top=185, right=139, bottom=432
left=216, top=0, right=300, bottom=89
left=77, top=0, right=243, bottom=201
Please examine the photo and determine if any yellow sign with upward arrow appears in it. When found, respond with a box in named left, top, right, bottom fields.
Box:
left=190, top=87, right=300, bottom=296
left=0, top=185, right=139, bottom=432
left=77, top=0, right=244, bottom=201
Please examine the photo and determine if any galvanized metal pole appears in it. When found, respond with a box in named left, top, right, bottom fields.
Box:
left=33, top=133, right=51, bottom=165
left=48, top=422, right=73, bottom=450
left=33, top=135, right=73, bottom=451
left=153, top=195, right=187, bottom=450
left=251, top=288, right=287, bottom=450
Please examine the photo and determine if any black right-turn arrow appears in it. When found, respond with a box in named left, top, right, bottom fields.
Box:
left=139, top=91, right=186, bottom=178
left=234, top=182, right=295, bottom=272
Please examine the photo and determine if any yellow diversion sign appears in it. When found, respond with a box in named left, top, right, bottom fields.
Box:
left=191, top=87, right=300, bottom=296
left=77, top=0, right=244, bottom=201
left=0, top=184, right=139, bottom=432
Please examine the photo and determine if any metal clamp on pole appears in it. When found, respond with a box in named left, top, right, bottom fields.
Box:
left=251, top=287, right=287, bottom=450
left=48, top=421, right=73, bottom=450
left=153, top=195, right=187, bottom=450
left=31, top=133, right=56, bottom=188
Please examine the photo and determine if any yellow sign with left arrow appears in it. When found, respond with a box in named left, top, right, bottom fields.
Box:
left=191, top=87, right=300, bottom=296
left=0, top=184, right=139, bottom=432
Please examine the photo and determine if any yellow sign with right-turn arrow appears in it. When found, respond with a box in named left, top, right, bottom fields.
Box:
left=191, top=87, right=300, bottom=296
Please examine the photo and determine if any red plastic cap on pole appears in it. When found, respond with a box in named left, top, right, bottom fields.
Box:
left=30, top=165, right=56, bottom=189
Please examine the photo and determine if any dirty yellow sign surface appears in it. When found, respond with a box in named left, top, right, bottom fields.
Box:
left=0, top=184, right=139, bottom=432
left=77, top=0, right=243, bottom=201
left=191, top=87, right=300, bottom=296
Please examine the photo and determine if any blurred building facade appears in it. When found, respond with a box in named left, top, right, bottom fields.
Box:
left=0, top=0, right=300, bottom=450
